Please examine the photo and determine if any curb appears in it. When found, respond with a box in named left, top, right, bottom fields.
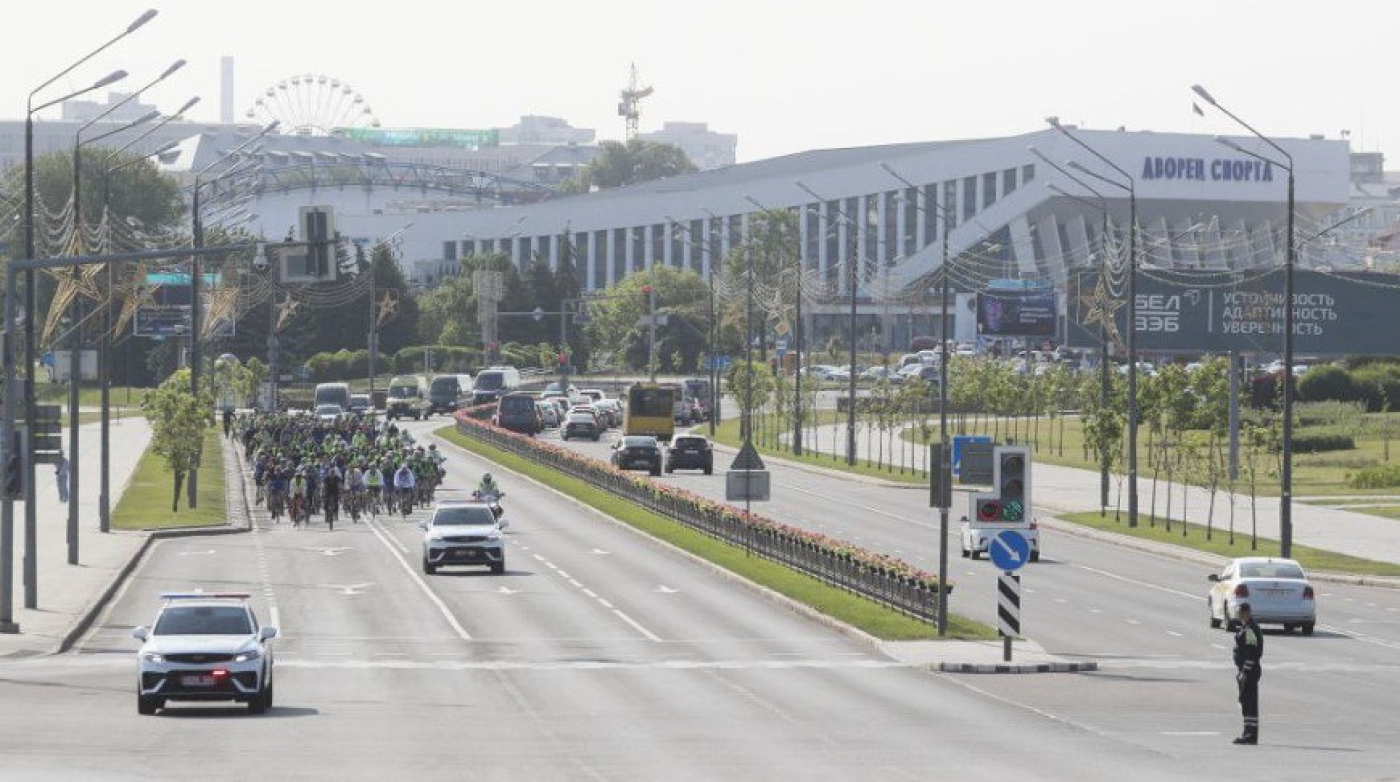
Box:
left=53, top=436, right=252, bottom=656
left=936, top=660, right=1099, bottom=674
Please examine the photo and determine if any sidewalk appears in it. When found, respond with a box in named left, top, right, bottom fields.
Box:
left=0, top=421, right=250, bottom=658
left=785, top=421, right=1400, bottom=567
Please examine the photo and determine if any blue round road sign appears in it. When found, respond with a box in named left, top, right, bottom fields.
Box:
left=988, top=530, right=1031, bottom=571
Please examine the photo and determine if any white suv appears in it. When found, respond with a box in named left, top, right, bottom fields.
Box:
left=421, top=500, right=508, bottom=575
left=132, top=592, right=278, bottom=715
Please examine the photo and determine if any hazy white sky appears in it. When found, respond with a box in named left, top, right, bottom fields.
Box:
left=7, top=1, right=1395, bottom=163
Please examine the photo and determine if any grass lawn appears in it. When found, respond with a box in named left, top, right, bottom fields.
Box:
left=710, top=409, right=930, bottom=485
left=1058, top=510, right=1400, bottom=577
left=36, top=385, right=148, bottom=408
left=112, top=425, right=227, bottom=530
left=436, top=426, right=994, bottom=641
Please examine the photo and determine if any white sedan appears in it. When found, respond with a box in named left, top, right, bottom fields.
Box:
left=1207, top=557, right=1316, bottom=635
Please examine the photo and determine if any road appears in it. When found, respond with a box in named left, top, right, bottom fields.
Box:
left=0, top=418, right=1202, bottom=781
left=548, top=418, right=1400, bottom=776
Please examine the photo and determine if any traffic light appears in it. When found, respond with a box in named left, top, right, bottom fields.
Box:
left=994, top=445, right=1031, bottom=522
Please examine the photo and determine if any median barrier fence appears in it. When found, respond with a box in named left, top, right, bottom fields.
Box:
left=453, top=409, right=949, bottom=623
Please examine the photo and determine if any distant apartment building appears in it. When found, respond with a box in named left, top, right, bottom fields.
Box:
left=639, top=121, right=737, bottom=170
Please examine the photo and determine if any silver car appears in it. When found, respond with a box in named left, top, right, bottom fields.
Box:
left=421, top=501, right=507, bottom=575
left=1207, top=557, right=1316, bottom=635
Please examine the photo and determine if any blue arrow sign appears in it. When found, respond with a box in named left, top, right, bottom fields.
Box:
left=988, top=529, right=1031, bottom=572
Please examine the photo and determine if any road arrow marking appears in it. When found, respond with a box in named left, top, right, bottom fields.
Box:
left=324, top=582, right=375, bottom=596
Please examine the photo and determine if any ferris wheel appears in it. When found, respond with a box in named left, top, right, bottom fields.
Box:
left=244, top=74, right=381, bottom=136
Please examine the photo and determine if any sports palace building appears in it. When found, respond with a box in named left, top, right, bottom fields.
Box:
left=323, top=126, right=1353, bottom=349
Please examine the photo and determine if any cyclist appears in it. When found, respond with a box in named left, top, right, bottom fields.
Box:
left=322, top=462, right=343, bottom=528
left=365, top=462, right=385, bottom=515
left=393, top=462, right=417, bottom=517
left=266, top=465, right=289, bottom=523
left=289, top=469, right=309, bottom=526
left=345, top=463, right=366, bottom=522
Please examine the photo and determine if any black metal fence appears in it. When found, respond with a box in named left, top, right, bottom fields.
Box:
left=454, top=412, right=948, bottom=623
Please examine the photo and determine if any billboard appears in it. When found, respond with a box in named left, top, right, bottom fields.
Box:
left=339, top=127, right=500, bottom=149
left=976, top=289, right=1057, bottom=337
left=1065, top=269, right=1400, bottom=356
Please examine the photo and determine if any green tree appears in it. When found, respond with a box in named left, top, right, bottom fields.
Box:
left=582, top=266, right=710, bottom=372
left=567, top=139, right=697, bottom=191
left=724, top=209, right=801, bottom=361
left=141, top=368, right=213, bottom=511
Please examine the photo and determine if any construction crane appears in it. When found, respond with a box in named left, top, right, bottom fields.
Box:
left=617, top=63, right=653, bottom=141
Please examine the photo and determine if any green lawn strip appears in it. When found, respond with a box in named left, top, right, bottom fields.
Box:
left=436, top=426, right=993, bottom=641
left=1057, top=510, right=1400, bottom=577
left=710, top=413, right=929, bottom=485
left=36, top=385, right=148, bottom=407
left=112, top=425, right=227, bottom=531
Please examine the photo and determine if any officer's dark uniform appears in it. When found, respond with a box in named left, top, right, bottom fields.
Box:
left=1232, top=603, right=1264, bottom=745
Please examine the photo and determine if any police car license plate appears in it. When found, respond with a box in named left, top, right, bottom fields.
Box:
left=181, top=674, right=216, bottom=687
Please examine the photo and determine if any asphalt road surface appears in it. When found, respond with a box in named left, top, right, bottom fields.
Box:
left=0, top=417, right=1394, bottom=779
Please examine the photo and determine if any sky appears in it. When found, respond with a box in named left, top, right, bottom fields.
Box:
left=5, top=1, right=1397, bottom=164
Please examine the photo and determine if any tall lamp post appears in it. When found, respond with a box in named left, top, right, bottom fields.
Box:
left=375, top=223, right=413, bottom=400
left=1031, top=146, right=1115, bottom=513
left=98, top=96, right=199, bottom=534
left=878, top=162, right=956, bottom=634
left=1047, top=117, right=1141, bottom=527
left=68, top=61, right=184, bottom=561
left=1192, top=84, right=1296, bottom=557
left=668, top=215, right=722, bottom=436
left=744, top=195, right=806, bottom=455
left=4, top=10, right=152, bottom=628
left=797, top=181, right=875, bottom=466
left=189, top=120, right=278, bottom=507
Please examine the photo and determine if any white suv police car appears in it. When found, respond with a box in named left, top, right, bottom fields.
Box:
left=421, top=500, right=507, bottom=575
left=132, top=592, right=278, bottom=715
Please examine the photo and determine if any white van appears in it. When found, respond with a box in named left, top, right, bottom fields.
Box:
left=313, top=382, right=350, bottom=413
left=472, top=366, right=522, bottom=404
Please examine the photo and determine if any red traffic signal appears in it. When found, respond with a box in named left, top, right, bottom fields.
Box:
left=976, top=498, right=1003, bottom=521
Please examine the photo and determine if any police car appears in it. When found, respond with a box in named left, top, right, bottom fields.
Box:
left=132, top=592, right=278, bottom=715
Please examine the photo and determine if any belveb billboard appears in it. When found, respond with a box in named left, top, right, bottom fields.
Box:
left=976, top=290, right=1057, bottom=337
left=1066, top=268, right=1400, bottom=356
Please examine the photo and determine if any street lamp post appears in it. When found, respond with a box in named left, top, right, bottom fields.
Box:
left=189, top=120, right=278, bottom=507
left=1193, top=84, right=1297, bottom=557
left=669, top=215, right=722, bottom=436
left=879, top=162, right=955, bottom=634
left=4, top=10, right=153, bottom=627
left=744, top=196, right=806, bottom=456
left=797, top=182, right=874, bottom=466
left=68, top=60, right=183, bottom=561
left=1047, top=117, right=1141, bottom=527
left=98, top=96, right=199, bottom=535
left=1032, top=146, right=1116, bottom=514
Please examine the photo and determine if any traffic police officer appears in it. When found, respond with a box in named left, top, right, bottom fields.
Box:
left=1232, top=602, right=1263, bottom=745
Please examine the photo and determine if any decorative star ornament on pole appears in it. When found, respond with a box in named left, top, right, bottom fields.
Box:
left=276, top=296, right=299, bottom=330
left=1081, top=273, right=1126, bottom=353
left=376, top=289, right=398, bottom=327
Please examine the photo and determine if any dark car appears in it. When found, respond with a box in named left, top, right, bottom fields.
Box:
left=562, top=411, right=602, bottom=441
left=665, top=435, right=713, bottom=474
left=494, top=392, right=542, bottom=435
left=611, top=435, right=663, bottom=476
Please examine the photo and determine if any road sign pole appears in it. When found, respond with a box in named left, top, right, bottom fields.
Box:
left=998, top=571, right=1021, bottom=662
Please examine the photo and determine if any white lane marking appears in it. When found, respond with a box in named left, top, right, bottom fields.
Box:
left=598, top=599, right=615, bottom=609
left=1070, top=563, right=1201, bottom=600
left=497, top=586, right=519, bottom=595
left=365, top=517, right=471, bottom=641
left=1162, top=731, right=1220, bottom=736
left=1089, top=608, right=1103, bottom=614
left=656, top=585, right=680, bottom=594
left=1166, top=630, right=1182, bottom=637
left=270, top=606, right=282, bottom=631
left=611, top=610, right=662, bottom=642
left=1053, top=598, right=1067, bottom=604
left=582, top=589, right=598, bottom=599
left=935, top=673, right=1115, bottom=740
left=1211, top=644, right=1227, bottom=651
left=1126, top=619, right=1141, bottom=625
left=591, top=549, right=610, bottom=556
left=177, top=549, right=216, bottom=556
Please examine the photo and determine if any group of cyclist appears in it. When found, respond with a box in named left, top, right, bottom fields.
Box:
left=237, top=411, right=447, bottom=528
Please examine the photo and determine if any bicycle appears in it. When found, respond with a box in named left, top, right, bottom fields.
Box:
left=346, top=489, right=364, bottom=523
left=324, top=492, right=340, bottom=530
left=290, top=493, right=307, bottom=527
left=398, top=487, right=415, bottom=518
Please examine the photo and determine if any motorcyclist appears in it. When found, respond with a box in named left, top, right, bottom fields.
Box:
left=476, top=472, right=501, bottom=499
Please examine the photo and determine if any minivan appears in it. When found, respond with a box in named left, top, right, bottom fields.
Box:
left=495, top=392, right=542, bottom=435
left=473, top=366, right=522, bottom=404
left=386, top=375, right=431, bottom=420
left=429, top=373, right=474, bottom=415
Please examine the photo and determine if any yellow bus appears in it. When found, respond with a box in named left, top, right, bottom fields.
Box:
left=624, top=383, right=676, bottom=442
